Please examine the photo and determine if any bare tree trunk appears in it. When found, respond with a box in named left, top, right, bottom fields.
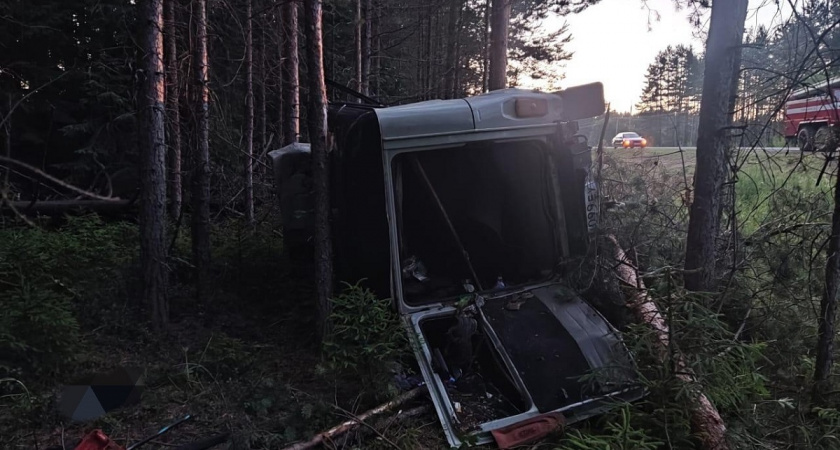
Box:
left=244, top=0, right=255, bottom=226
left=372, top=0, right=380, bottom=98
left=813, top=173, right=840, bottom=402
left=488, top=0, right=510, bottom=91
left=684, top=0, right=748, bottom=292
left=443, top=0, right=462, bottom=99
left=192, top=0, right=212, bottom=298
left=354, top=0, right=363, bottom=96
left=423, top=8, right=432, bottom=98
left=415, top=14, right=424, bottom=99
left=140, top=0, right=169, bottom=328
left=481, top=0, right=489, bottom=92
left=282, top=0, right=300, bottom=145
left=276, top=1, right=285, bottom=146
left=2, top=93, right=10, bottom=192
left=259, top=26, right=267, bottom=154
left=361, top=0, right=372, bottom=96
left=452, top=4, right=463, bottom=98
left=304, top=0, right=333, bottom=342
left=165, top=0, right=182, bottom=219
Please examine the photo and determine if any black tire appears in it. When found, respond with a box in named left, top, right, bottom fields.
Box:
left=798, top=127, right=815, bottom=152
left=814, top=125, right=837, bottom=152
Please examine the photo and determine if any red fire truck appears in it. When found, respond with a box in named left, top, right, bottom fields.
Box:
left=784, top=78, right=840, bottom=151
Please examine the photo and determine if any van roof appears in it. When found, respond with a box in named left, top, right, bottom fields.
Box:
left=373, top=87, right=605, bottom=151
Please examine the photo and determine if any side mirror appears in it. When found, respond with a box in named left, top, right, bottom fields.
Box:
left=268, top=143, right=314, bottom=239
left=555, top=82, right=606, bottom=122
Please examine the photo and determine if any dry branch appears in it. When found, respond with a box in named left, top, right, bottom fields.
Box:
left=3, top=199, right=133, bottom=216
left=330, top=404, right=432, bottom=450
left=607, top=235, right=729, bottom=450
left=281, top=387, right=426, bottom=450
left=0, top=156, right=122, bottom=202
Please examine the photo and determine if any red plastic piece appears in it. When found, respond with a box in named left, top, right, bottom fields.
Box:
left=490, top=412, right=565, bottom=449
left=74, top=430, right=125, bottom=450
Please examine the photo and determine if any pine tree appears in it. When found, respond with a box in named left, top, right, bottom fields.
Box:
left=139, top=0, right=169, bottom=328
left=192, top=0, right=212, bottom=298
left=304, top=0, right=333, bottom=342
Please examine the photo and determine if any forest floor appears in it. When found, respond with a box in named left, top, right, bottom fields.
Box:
left=2, top=220, right=446, bottom=450
left=15, top=282, right=446, bottom=450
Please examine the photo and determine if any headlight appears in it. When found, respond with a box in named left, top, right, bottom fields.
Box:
left=641, top=139, right=647, bottom=145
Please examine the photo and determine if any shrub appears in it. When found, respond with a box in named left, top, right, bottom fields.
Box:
left=0, top=274, right=80, bottom=375
left=322, top=281, right=409, bottom=399
left=0, top=215, right=138, bottom=374
left=562, top=407, right=664, bottom=450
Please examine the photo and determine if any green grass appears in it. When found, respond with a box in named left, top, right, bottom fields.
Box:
left=609, top=147, right=834, bottom=236
left=735, top=154, right=833, bottom=235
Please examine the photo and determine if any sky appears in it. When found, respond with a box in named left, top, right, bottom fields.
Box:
left=538, top=0, right=795, bottom=113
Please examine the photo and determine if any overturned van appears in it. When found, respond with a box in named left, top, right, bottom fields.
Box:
left=270, top=84, right=645, bottom=447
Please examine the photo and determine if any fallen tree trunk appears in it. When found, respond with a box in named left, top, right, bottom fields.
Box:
left=3, top=199, right=134, bottom=216
left=607, top=235, right=729, bottom=450
left=281, top=387, right=426, bottom=450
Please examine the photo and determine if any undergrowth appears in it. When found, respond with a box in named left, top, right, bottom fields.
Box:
left=582, top=150, right=840, bottom=448
left=0, top=214, right=138, bottom=377
left=321, top=281, right=411, bottom=402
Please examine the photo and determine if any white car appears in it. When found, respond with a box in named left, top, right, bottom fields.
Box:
left=612, top=132, right=646, bottom=148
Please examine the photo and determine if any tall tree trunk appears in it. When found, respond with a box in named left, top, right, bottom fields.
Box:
left=431, top=6, right=441, bottom=98
left=443, top=0, right=462, bottom=99
left=453, top=1, right=464, bottom=97
left=361, top=0, right=372, bottom=96
left=415, top=13, right=424, bottom=99
left=192, top=0, right=212, bottom=298
left=140, top=0, right=169, bottom=328
left=259, top=26, right=267, bottom=153
left=354, top=0, right=363, bottom=96
left=165, top=0, right=182, bottom=219
left=683, top=0, right=748, bottom=292
left=372, top=0, right=380, bottom=98
left=282, top=0, right=300, bottom=145
left=244, top=0, right=255, bottom=226
left=2, top=93, right=10, bottom=191
left=276, top=1, right=285, bottom=146
left=423, top=8, right=432, bottom=98
left=481, top=0, right=489, bottom=92
left=304, top=0, right=333, bottom=342
left=488, top=0, right=510, bottom=91
left=813, top=173, right=840, bottom=402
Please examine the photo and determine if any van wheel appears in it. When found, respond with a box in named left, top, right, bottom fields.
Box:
left=814, top=125, right=838, bottom=152
left=798, top=127, right=816, bottom=152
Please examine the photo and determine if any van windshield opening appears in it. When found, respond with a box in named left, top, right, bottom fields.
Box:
left=393, top=140, right=562, bottom=305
